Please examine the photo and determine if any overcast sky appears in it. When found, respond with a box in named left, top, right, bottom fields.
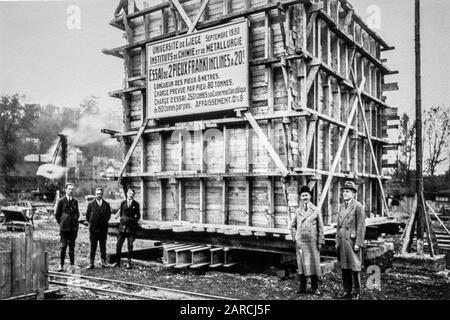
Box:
left=2, top=0, right=450, bottom=114
left=1, top=0, right=449, bottom=171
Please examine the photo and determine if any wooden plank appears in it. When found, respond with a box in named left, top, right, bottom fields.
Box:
left=11, top=237, right=26, bottom=297
left=25, top=226, right=33, bottom=293
left=382, top=82, right=399, bottom=91
left=306, top=12, right=318, bottom=39
left=33, top=242, right=45, bottom=300
left=305, top=118, right=317, bottom=164
left=44, top=252, right=48, bottom=290
left=353, top=78, right=390, bottom=216
left=118, top=119, right=150, bottom=178
left=305, top=64, right=320, bottom=95
left=244, top=111, right=289, bottom=177
left=317, top=78, right=366, bottom=211
left=169, top=0, right=193, bottom=31
left=0, top=251, right=12, bottom=298
left=222, top=179, right=229, bottom=225
left=268, top=177, right=275, bottom=228
left=188, top=0, right=211, bottom=33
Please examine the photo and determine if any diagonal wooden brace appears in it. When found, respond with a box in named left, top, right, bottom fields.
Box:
left=350, top=70, right=390, bottom=216
left=353, top=89, right=389, bottom=216
left=317, top=78, right=366, bottom=212
left=118, top=119, right=150, bottom=179
left=188, top=0, right=211, bottom=33
left=170, top=0, right=194, bottom=31
left=243, top=111, right=289, bottom=177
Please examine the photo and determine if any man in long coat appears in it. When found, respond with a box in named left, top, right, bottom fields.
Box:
left=290, top=186, right=324, bottom=295
left=113, top=188, right=140, bottom=269
left=86, top=187, right=111, bottom=269
left=335, top=181, right=366, bottom=299
left=55, top=183, right=80, bottom=272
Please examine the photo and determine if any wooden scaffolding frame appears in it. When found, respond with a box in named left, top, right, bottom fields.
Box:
left=104, top=0, right=398, bottom=232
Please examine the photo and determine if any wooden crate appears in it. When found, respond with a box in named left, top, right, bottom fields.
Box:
left=105, top=0, right=398, bottom=236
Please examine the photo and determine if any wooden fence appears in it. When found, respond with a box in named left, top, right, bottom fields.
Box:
left=0, top=226, right=48, bottom=299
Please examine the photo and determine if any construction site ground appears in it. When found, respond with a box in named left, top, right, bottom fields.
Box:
left=0, top=216, right=449, bottom=300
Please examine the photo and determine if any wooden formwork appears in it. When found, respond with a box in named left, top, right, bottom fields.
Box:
left=0, top=227, right=48, bottom=299
left=104, top=0, right=398, bottom=241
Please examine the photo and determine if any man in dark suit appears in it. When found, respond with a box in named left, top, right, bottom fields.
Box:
left=113, top=188, right=140, bottom=269
left=55, top=183, right=80, bottom=272
left=86, top=187, right=111, bottom=269
left=335, top=181, right=366, bottom=300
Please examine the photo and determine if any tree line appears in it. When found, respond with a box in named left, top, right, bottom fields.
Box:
left=0, top=93, right=122, bottom=195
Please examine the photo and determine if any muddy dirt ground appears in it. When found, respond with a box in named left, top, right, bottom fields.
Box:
left=0, top=215, right=449, bottom=300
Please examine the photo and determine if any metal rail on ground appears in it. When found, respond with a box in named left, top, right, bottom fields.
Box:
left=48, top=271, right=235, bottom=300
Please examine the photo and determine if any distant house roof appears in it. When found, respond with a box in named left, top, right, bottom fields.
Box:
left=24, top=154, right=52, bottom=163
left=69, top=147, right=83, bottom=154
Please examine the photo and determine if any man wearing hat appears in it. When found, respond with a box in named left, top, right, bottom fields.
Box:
left=335, top=181, right=366, bottom=299
left=290, top=186, right=324, bottom=295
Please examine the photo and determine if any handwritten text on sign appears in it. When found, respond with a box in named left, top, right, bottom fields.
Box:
left=146, top=20, right=249, bottom=119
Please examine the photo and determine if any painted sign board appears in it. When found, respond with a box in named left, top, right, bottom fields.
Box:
left=146, top=20, right=249, bottom=119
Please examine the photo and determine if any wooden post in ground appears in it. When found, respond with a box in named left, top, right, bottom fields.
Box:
left=0, top=251, right=12, bottom=298
left=414, top=0, right=425, bottom=255
left=11, top=237, right=26, bottom=297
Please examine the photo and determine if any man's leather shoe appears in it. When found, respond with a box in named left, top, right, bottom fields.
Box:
left=352, top=293, right=361, bottom=300
left=338, top=292, right=352, bottom=299
left=126, top=263, right=133, bottom=270
left=101, top=261, right=109, bottom=268
left=313, top=289, right=322, bottom=296
left=57, top=266, right=65, bottom=272
left=86, top=264, right=95, bottom=269
left=112, top=262, right=121, bottom=268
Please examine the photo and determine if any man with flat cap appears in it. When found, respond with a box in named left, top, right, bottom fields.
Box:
left=335, top=181, right=366, bottom=300
left=290, top=185, right=324, bottom=295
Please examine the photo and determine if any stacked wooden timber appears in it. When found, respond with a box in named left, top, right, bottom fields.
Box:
left=104, top=0, right=399, bottom=245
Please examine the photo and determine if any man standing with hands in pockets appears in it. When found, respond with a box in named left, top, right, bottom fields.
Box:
left=335, top=181, right=366, bottom=300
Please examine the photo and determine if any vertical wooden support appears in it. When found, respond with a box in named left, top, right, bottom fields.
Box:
left=246, top=124, right=252, bottom=226
left=178, top=131, right=184, bottom=222
left=11, top=238, right=25, bottom=297
left=0, top=252, right=12, bottom=298
left=223, top=0, right=231, bottom=15
left=128, top=0, right=135, bottom=14
left=161, top=4, right=169, bottom=35
left=159, top=133, right=166, bottom=221
left=140, top=143, right=147, bottom=219
left=33, top=242, right=45, bottom=300
left=317, top=79, right=366, bottom=212
left=25, top=226, right=33, bottom=293
left=199, top=130, right=206, bottom=224
left=222, top=126, right=229, bottom=225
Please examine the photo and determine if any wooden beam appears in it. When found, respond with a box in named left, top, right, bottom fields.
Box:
left=118, top=119, right=150, bottom=178
left=382, top=82, right=399, bottom=92
left=305, top=117, right=317, bottom=164
left=101, top=48, right=124, bottom=59
left=244, top=111, right=289, bottom=177
left=306, top=12, right=318, bottom=39
left=352, top=75, right=390, bottom=216
left=317, top=78, right=366, bottom=212
left=188, top=0, right=211, bottom=33
left=170, top=0, right=193, bottom=31
left=305, top=64, right=321, bottom=94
